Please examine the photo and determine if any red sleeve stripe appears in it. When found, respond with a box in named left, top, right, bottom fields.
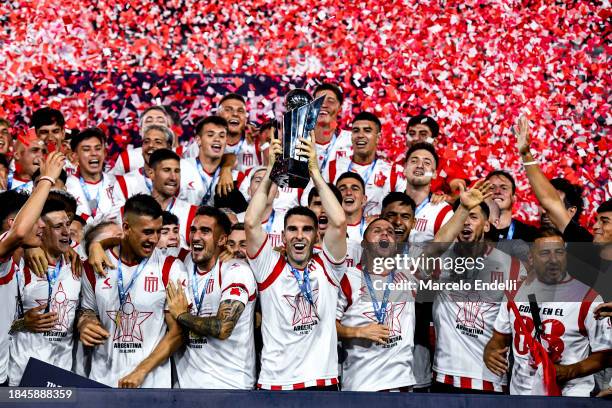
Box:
left=328, top=159, right=337, bottom=183
left=390, top=163, right=398, bottom=191
left=247, top=234, right=269, bottom=260
left=257, top=256, right=286, bottom=292
left=578, top=288, right=599, bottom=337
left=506, top=257, right=522, bottom=299
left=177, top=248, right=190, bottom=262
left=313, top=254, right=338, bottom=288
left=255, top=139, right=263, bottom=164
left=235, top=171, right=246, bottom=189
left=116, top=175, right=128, bottom=201
left=161, top=257, right=176, bottom=288
left=433, top=205, right=452, bottom=235
left=185, top=205, right=197, bottom=245
left=120, top=151, right=130, bottom=173
left=0, top=261, right=16, bottom=285
left=84, top=263, right=97, bottom=293
left=340, top=274, right=352, bottom=310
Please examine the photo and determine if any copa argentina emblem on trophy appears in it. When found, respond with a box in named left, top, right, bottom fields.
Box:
left=269, top=89, right=325, bottom=189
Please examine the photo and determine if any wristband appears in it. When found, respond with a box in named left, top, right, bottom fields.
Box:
left=38, top=176, right=56, bottom=185
left=522, top=161, right=538, bottom=167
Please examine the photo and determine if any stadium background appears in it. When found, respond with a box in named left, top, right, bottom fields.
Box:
left=0, top=0, right=609, bottom=224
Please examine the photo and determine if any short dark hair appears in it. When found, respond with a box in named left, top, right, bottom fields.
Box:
left=382, top=192, right=416, bottom=213
left=0, top=118, right=10, bottom=128
left=195, top=116, right=229, bottom=136
left=82, top=219, right=119, bottom=254
left=407, top=115, right=440, bottom=138
left=363, top=217, right=393, bottom=238
left=284, top=206, right=318, bottom=230
left=149, top=148, right=180, bottom=169
left=336, top=171, right=365, bottom=192
left=352, top=111, right=381, bottom=132
left=534, top=227, right=564, bottom=241
left=0, top=190, right=29, bottom=229
left=597, top=199, right=612, bottom=215
left=31, top=107, right=65, bottom=130
left=452, top=200, right=490, bottom=220
left=313, top=82, right=344, bottom=106
left=195, top=205, right=231, bottom=234
left=70, top=127, right=106, bottom=151
left=486, top=170, right=516, bottom=194
left=124, top=194, right=163, bottom=220
left=41, top=198, right=68, bottom=217
left=32, top=168, right=68, bottom=186
left=230, top=222, right=245, bottom=233
left=48, top=190, right=77, bottom=217
left=72, top=214, right=87, bottom=226
left=219, top=93, right=246, bottom=107
left=406, top=142, right=439, bottom=169
left=550, top=178, right=583, bottom=221
left=307, top=183, right=343, bottom=206
left=0, top=153, right=10, bottom=170
left=162, top=211, right=179, bottom=226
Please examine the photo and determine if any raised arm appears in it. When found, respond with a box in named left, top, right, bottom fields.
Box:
left=298, top=137, right=347, bottom=260
left=244, top=138, right=281, bottom=256
left=515, top=115, right=572, bottom=232
left=0, top=151, right=65, bottom=259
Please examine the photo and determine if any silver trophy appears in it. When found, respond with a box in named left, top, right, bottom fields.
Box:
left=270, top=89, right=325, bottom=189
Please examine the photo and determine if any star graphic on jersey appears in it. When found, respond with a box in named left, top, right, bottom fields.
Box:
left=283, top=289, right=319, bottom=326
left=36, top=282, right=77, bottom=332
left=106, top=294, right=153, bottom=342
left=450, top=293, right=496, bottom=330
left=364, top=302, right=406, bottom=337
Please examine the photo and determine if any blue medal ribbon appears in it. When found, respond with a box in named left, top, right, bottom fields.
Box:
left=45, top=259, right=62, bottom=313
left=264, top=210, right=275, bottom=234
left=414, top=195, right=431, bottom=216
left=362, top=267, right=395, bottom=324
left=196, top=159, right=220, bottom=204
left=116, top=247, right=150, bottom=308
left=319, top=132, right=338, bottom=171
left=166, top=197, right=176, bottom=212
left=289, top=263, right=318, bottom=317
left=7, top=171, right=32, bottom=192
left=347, top=157, right=378, bottom=186
left=79, top=176, right=101, bottom=217
left=506, top=220, right=516, bottom=240
left=359, top=216, right=366, bottom=238
left=191, top=262, right=217, bottom=316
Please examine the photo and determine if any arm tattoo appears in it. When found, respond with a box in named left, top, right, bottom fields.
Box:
left=177, top=300, right=245, bottom=339
left=9, top=318, right=26, bottom=334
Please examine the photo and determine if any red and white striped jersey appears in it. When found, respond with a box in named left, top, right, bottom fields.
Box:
left=0, top=251, right=18, bottom=383
left=164, top=198, right=198, bottom=249
left=180, top=158, right=243, bottom=206
left=225, top=137, right=262, bottom=172
left=326, top=156, right=407, bottom=216
left=175, top=255, right=257, bottom=389
left=408, top=201, right=453, bottom=244
left=247, top=236, right=346, bottom=390
left=337, top=266, right=417, bottom=391
left=260, top=209, right=287, bottom=249
left=65, top=173, right=116, bottom=223
left=494, top=277, right=611, bottom=397
left=110, top=148, right=144, bottom=176
left=81, top=248, right=188, bottom=388
left=432, top=247, right=526, bottom=392
left=315, top=129, right=352, bottom=173
left=9, top=260, right=81, bottom=386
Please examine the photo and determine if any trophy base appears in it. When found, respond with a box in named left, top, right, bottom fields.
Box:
left=270, top=158, right=310, bottom=189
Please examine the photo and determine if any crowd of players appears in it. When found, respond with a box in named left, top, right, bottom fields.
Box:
left=0, top=83, right=610, bottom=396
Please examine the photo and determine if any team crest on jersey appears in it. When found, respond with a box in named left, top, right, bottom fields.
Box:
left=451, top=293, right=496, bottom=337
left=107, top=294, right=153, bottom=352
left=35, top=282, right=77, bottom=339
left=243, top=153, right=254, bottom=166
left=363, top=302, right=405, bottom=348
left=283, top=289, right=319, bottom=335
left=490, top=270, right=504, bottom=283
left=106, top=185, right=114, bottom=199
left=144, top=276, right=158, bottom=292
left=414, top=218, right=428, bottom=231
left=336, top=150, right=347, bottom=158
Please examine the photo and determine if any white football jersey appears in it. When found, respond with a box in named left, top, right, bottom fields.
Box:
left=432, top=247, right=525, bottom=391
left=345, top=239, right=362, bottom=269
left=260, top=209, right=287, bottom=249
left=494, top=277, right=611, bottom=397
left=225, top=136, right=262, bottom=172
left=66, top=173, right=117, bottom=222
left=408, top=200, right=453, bottom=244
left=6, top=173, right=33, bottom=194
left=326, top=156, right=407, bottom=216
left=247, top=236, right=346, bottom=389
left=110, top=148, right=144, bottom=176
left=164, top=198, right=198, bottom=249
left=9, top=260, right=81, bottom=386
left=0, top=253, right=18, bottom=383
left=337, top=266, right=417, bottom=391
left=175, top=255, right=257, bottom=389
left=346, top=217, right=368, bottom=243
left=315, top=129, right=352, bottom=173
left=64, top=160, right=78, bottom=178
left=180, top=158, right=242, bottom=206
left=238, top=168, right=301, bottom=213
left=81, top=248, right=188, bottom=388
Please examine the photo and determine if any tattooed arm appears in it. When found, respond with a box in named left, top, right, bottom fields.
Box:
left=166, top=280, right=246, bottom=340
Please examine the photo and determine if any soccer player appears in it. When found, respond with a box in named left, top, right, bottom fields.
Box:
left=78, top=194, right=188, bottom=388
left=158, top=212, right=180, bottom=250
left=336, top=172, right=374, bottom=243
left=428, top=180, right=526, bottom=393
left=244, top=167, right=284, bottom=247
left=485, top=229, right=611, bottom=396
left=404, top=142, right=454, bottom=244
left=31, top=108, right=77, bottom=176
left=7, top=130, right=46, bottom=193
left=326, top=112, right=406, bottom=215
left=312, top=83, right=352, bottom=171
left=225, top=222, right=247, bottom=260
left=0, top=151, right=65, bottom=386
left=166, top=206, right=257, bottom=389
left=337, top=217, right=418, bottom=391
left=381, top=192, right=416, bottom=244
left=65, top=128, right=116, bottom=222
left=245, top=136, right=347, bottom=390
left=9, top=198, right=81, bottom=385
